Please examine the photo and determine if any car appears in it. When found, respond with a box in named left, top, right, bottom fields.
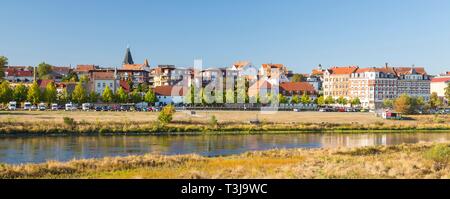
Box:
left=319, top=108, right=327, bottom=112
left=65, top=103, right=75, bottom=111
left=30, top=105, right=37, bottom=111
left=38, top=103, right=47, bottom=111
left=82, top=103, right=92, bottom=111
left=8, top=101, right=17, bottom=111
left=101, top=106, right=111, bottom=111
left=23, top=102, right=32, bottom=111
left=293, top=108, right=300, bottom=112
left=51, top=103, right=58, bottom=111
left=95, top=106, right=102, bottom=111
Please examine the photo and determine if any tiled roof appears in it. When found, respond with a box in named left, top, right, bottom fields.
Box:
left=262, top=64, right=284, bottom=69
left=75, top=65, right=97, bottom=72
left=328, top=66, right=359, bottom=75
left=38, top=80, right=55, bottom=89
left=92, top=71, right=115, bottom=80
left=354, top=67, right=396, bottom=74
left=431, top=77, right=450, bottom=83
left=154, top=86, right=186, bottom=96
left=122, top=64, right=146, bottom=70
left=311, top=69, right=324, bottom=76
left=280, top=82, right=315, bottom=93
left=5, top=68, right=33, bottom=77
left=233, top=61, right=250, bottom=68
left=394, top=67, right=427, bottom=75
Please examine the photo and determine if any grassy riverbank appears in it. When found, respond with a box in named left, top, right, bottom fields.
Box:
left=0, top=111, right=449, bottom=134
left=1, top=142, right=449, bottom=179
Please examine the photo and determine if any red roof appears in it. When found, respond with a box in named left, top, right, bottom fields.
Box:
left=92, top=71, right=115, bottom=80
left=431, top=77, right=450, bottom=83
left=280, top=82, right=315, bottom=93
left=154, top=86, right=186, bottom=96
left=119, top=80, right=131, bottom=92
left=38, top=80, right=55, bottom=89
left=75, top=65, right=97, bottom=72
left=5, top=68, right=33, bottom=77
left=328, top=66, right=359, bottom=75
left=262, top=64, right=284, bottom=69
left=394, top=67, right=427, bottom=75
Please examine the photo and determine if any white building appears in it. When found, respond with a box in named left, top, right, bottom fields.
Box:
left=431, top=77, right=450, bottom=104
left=89, top=71, right=118, bottom=95
left=396, top=67, right=431, bottom=101
left=154, top=86, right=186, bottom=105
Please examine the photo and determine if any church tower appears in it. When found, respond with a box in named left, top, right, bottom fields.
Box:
left=123, top=46, right=134, bottom=65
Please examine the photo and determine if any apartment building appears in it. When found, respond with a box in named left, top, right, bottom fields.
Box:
left=89, top=70, right=118, bottom=95
left=323, top=66, right=359, bottom=100
left=151, top=65, right=193, bottom=87
left=350, top=67, right=398, bottom=109
left=395, top=67, right=431, bottom=101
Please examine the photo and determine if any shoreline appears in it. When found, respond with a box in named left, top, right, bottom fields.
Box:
left=0, top=142, right=448, bottom=179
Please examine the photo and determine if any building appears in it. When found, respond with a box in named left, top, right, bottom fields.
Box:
left=3, top=66, right=34, bottom=83
left=350, top=66, right=398, bottom=109
left=395, top=66, right=430, bottom=101
left=154, top=85, right=186, bottom=105
left=50, top=66, right=71, bottom=82
left=280, top=82, right=317, bottom=102
left=151, top=65, right=192, bottom=87
left=260, top=63, right=290, bottom=83
left=75, top=64, right=98, bottom=77
left=89, top=70, right=118, bottom=95
left=323, top=66, right=359, bottom=100
left=431, top=77, right=450, bottom=104
left=307, top=65, right=326, bottom=93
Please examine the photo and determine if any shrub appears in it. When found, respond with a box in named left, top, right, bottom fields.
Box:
left=424, top=144, right=450, bottom=170
left=209, top=115, right=218, bottom=128
left=158, top=105, right=176, bottom=124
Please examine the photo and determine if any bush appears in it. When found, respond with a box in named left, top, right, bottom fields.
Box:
left=424, top=144, right=450, bottom=170
left=209, top=115, right=218, bottom=128
left=158, top=105, right=176, bottom=124
left=63, top=117, right=76, bottom=129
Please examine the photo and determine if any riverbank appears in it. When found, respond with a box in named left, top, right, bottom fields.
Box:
left=0, top=111, right=449, bottom=134
left=1, top=142, right=449, bottom=179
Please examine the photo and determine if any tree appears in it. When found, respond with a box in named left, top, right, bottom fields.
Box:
left=317, top=96, right=325, bottom=106
left=0, top=56, right=8, bottom=80
left=445, top=82, right=450, bottom=104
left=383, top=99, right=394, bottom=109
left=325, top=96, right=334, bottom=105
left=300, top=92, right=311, bottom=104
left=44, top=82, right=57, bottom=104
left=102, top=86, right=114, bottom=103
left=291, top=95, right=300, bottom=104
left=144, top=89, right=157, bottom=105
left=115, top=87, right=128, bottom=103
left=130, top=91, right=142, bottom=103
left=337, top=96, right=347, bottom=106
left=37, top=62, right=53, bottom=79
left=158, top=104, right=176, bottom=124
left=291, top=74, right=305, bottom=82
left=72, top=82, right=87, bottom=104
left=0, top=81, right=13, bottom=104
left=62, top=72, right=79, bottom=82
left=415, top=96, right=425, bottom=112
left=79, top=75, right=89, bottom=83
left=430, top=92, right=443, bottom=109
left=225, top=89, right=236, bottom=103
left=350, top=97, right=361, bottom=107
left=13, top=83, right=28, bottom=103
left=27, top=82, right=41, bottom=104
left=57, top=88, right=70, bottom=104
left=89, top=91, right=99, bottom=103
left=277, top=94, right=287, bottom=104
left=394, top=94, right=413, bottom=114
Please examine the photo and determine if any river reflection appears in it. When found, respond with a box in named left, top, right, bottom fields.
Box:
left=0, top=132, right=450, bottom=164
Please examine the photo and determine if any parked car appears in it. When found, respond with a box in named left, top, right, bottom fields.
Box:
left=82, top=103, right=92, bottom=111
left=51, top=103, right=59, bottom=111
left=23, top=102, right=32, bottom=111
left=293, top=108, right=300, bottom=112
left=8, top=101, right=17, bottom=111
left=30, top=105, right=37, bottom=111
left=65, top=103, right=74, bottom=111
left=101, top=106, right=111, bottom=111
left=38, top=103, right=47, bottom=111
left=95, top=106, right=102, bottom=111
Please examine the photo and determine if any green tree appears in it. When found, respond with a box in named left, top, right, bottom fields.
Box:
left=317, top=95, right=325, bottom=106
left=144, top=89, right=157, bottom=105
left=13, top=83, right=28, bottom=103
left=102, top=86, right=114, bottom=103
left=88, top=91, right=99, bottom=103
left=0, top=81, right=13, bottom=104
left=291, top=74, right=305, bottom=82
left=72, top=82, right=87, bottom=104
left=115, top=87, right=128, bottom=103
left=158, top=104, right=176, bottom=124
left=225, top=89, right=236, bottom=104
left=277, top=94, right=287, bottom=104
left=300, top=92, right=311, bottom=104
left=44, top=82, right=57, bottom=104
left=383, top=99, right=394, bottom=109
left=62, top=72, right=79, bottom=82
left=27, top=81, right=41, bottom=104
left=130, top=91, right=142, bottom=103
left=291, top=95, right=300, bottom=104
left=415, top=96, right=425, bottom=112
left=336, top=96, right=347, bottom=106
left=0, top=56, right=8, bottom=80
left=79, top=75, right=89, bottom=83
left=394, top=94, right=413, bottom=114
left=37, top=62, right=53, bottom=79
left=350, top=97, right=361, bottom=107
left=57, top=88, right=70, bottom=104
left=325, top=96, right=334, bottom=105
left=430, top=92, right=443, bottom=109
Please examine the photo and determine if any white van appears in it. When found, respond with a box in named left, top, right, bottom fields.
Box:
left=8, top=101, right=17, bottom=111
left=65, top=103, right=74, bottom=111
left=51, top=103, right=59, bottom=111
left=23, top=102, right=32, bottom=111
left=82, top=103, right=91, bottom=111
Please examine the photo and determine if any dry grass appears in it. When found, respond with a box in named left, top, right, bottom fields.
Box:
left=1, top=142, right=450, bottom=179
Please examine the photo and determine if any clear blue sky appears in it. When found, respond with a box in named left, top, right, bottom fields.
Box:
left=1, top=0, right=450, bottom=74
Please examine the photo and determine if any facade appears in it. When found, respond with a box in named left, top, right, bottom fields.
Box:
left=350, top=67, right=398, bottom=110
left=89, top=70, right=118, bottom=94
left=323, top=66, right=359, bottom=100
left=431, top=77, right=450, bottom=104
left=280, top=82, right=317, bottom=102
left=260, top=63, right=290, bottom=83
left=154, top=85, right=186, bottom=105
left=151, top=65, right=193, bottom=87
left=308, top=65, right=325, bottom=93
left=395, top=67, right=430, bottom=101
left=4, top=66, right=34, bottom=83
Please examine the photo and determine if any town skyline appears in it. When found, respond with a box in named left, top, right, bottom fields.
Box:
left=2, top=0, right=450, bottom=74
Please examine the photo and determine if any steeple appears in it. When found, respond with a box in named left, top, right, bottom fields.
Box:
left=123, top=46, right=134, bottom=65
left=144, top=59, right=149, bottom=67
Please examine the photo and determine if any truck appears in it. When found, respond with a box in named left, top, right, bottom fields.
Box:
left=51, top=103, right=58, bottom=111
left=8, top=101, right=17, bottom=111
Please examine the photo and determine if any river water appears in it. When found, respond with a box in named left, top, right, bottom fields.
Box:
left=1, top=132, right=450, bottom=164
